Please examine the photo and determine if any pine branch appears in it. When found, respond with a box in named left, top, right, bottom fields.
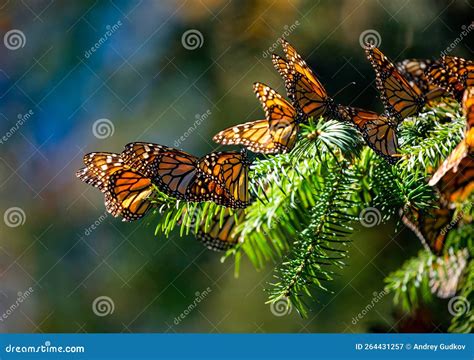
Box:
left=398, top=102, right=465, bottom=175
left=267, top=160, right=359, bottom=317
left=384, top=249, right=469, bottom=312
left=239, top=118, right=361, bottom=269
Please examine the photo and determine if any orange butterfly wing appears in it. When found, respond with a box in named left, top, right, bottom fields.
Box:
left=336, top=105, right=399, bottom=163
left=77, top=153, right=124, bottom=191
left=366, top=46, right=425, bottom=121
left=277, top=40, right=335, bottom=119
left=198, top=151, right=250, bottom=208
left=212, top=119, right=283, bottom=154
left=121, top=142, right=173, bottom=177
left=196, top=209, right=245, bottom=251
left=402, top=206, right=454, bottom=255
left=212, top=83, right=297, bottom=154
left=443, top=56, right=474, bottom=88
left=106, top=169, right=154, bottom=221
left=153, top=150, right=200, bottom=200
left=429, top=128, right=474, bottom=203
left=253, top=82, right=299, bottom=153
left=463, top=86, right=474, bottom=129
left=76, top=153, right=154, bottom=221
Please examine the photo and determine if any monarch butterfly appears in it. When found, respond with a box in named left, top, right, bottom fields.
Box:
left=428, top=128, right=474, bottom=203
left=401, top=206, right=454, bottom=255
left=395, top=59, right=446, bottom=102
left=122, top=143, right=250, bottom=208
left=272, top=39, right=336, bottom=120
left=212, top=83, right=298, bottom=154
left=426, top=56, right=474, bottom=101
left=194, top=209, right=245, bottom=251
left=429, top=90, right=474, bottom=203
left=366, top=46, right=427, bottom=121
left=76, top=153, right=155, bottom=221
left=198, top=151, right=250, bottom=206
left=335, top=105, right=399, bottom=163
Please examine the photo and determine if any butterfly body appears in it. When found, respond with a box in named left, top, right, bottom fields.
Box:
left=274, top=40, right=337, bottom=121
left=335, top=105, right=399, bottom=164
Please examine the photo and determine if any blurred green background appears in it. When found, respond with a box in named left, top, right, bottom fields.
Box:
left=0, top=0, right=472, bottom=333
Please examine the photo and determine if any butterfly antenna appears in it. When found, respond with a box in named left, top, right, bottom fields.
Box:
left=333, top=81, right=356, bottom=98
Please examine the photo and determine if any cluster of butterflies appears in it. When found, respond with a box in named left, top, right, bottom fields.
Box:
left=77, top=38, right=473, bottom=253
left=403, top=85, right=474, bottom=256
